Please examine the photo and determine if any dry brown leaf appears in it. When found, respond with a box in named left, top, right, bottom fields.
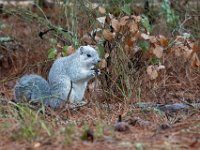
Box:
left=119, top=16, right=129, bottom=26
left=184, top=48, right=193, bottom=58
left=149, top=36, right=157, bottom=43
left=128, top=21, right=138, bottom=34
left=99, top=58, right=107, bottom=69
left=98, top=6, right=106, bottom=14
left=191, top=53, right=200, bottom=67
left=192, top=42, right=200, bottom=53
left=33, top=142, right=41, bottom=148
left=66, top=46, right=75, bottom=55
left=126, top=38, right=134, bottom=47
left=147, top=65, right=158, bottom=80
left=111, top=19, right=121, bottom=32
left=153, top=45, right=163, bottom=58
left=103, top=29, right=114, bottom=41
left=159, top=35, right=168, bottom=47
left=56, top=52, right=62, bottom=59
left=81, top=34, right=93, bottom=44
left=132, top=15, right=141, bottom=22
left=105, top=53, right=110, bottom=58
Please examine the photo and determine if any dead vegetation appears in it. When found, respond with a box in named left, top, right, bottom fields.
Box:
left=0, top=1, right=200, bottom=150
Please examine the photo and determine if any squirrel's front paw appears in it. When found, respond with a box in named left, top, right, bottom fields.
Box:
left=91, top=68, right=101, bottom=76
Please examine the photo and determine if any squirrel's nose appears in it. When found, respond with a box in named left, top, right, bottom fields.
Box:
left=97, top=59, right=101, bottom=63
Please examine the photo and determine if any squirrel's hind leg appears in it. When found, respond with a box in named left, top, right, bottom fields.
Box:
left=48, top=76, right=72, bottom=109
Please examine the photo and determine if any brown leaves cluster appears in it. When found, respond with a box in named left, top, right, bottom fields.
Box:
left=82, top=13, right=199, bottom=80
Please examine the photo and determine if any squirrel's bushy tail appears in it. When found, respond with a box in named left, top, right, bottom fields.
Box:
left=14, top=74, right=67, bottom=109
left=14, top=74, right=51, bottom=105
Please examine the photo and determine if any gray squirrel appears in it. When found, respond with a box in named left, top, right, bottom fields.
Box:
left=14, top=45, right=101, bottom=109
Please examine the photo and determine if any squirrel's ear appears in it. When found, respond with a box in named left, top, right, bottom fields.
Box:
left=80, top=46, right=84, bottom=55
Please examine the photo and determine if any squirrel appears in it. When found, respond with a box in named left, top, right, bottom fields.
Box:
left=14, top=45, right=101, bottom=109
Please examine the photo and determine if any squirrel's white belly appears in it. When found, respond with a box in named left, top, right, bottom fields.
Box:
left=69, top=81, right=88, bottom=103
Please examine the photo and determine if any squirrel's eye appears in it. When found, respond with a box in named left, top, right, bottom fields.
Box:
left=87, top=54, right=91, bottom=57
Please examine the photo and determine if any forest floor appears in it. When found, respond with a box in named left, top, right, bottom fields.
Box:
left=0, top=3, right=200, bottom=150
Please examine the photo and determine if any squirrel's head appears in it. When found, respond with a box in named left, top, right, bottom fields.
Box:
left=78, top=45, right=101, bottom=69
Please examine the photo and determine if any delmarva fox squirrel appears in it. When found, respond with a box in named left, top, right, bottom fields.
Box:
left=14, top=45, right=101, bottom=109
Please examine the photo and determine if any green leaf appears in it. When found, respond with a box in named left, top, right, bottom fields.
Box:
left=138, top=41, right=150, bottom=52
left=97, top=45, right=104, bottom=58
left=40, top=121, right=52, bottom=136
left=62, top=45, right=68, bottom=56
left=48, top=47, right=57, bottom=59
left=141, top=15, right=152, bottom=33
left=161, top=0, right=179, bottom=27
left=135, top=143, right=144, bottom=150
left=124, top=0, right=133, bottom=4
left=121, top=4, right=132, bottom=15
left=149, top=57, right=159, bottom=65
left=0, top=36, right=11, bottom=43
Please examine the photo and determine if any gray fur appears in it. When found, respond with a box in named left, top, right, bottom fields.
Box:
left=14, top=45, right=100, bottom=109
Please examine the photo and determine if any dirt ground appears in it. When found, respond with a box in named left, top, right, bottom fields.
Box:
left=1, top=4, right=200, bottom=150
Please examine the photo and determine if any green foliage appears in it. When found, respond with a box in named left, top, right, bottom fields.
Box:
left=94, top=121, right=105, bottom=139
left=161, top=0, right=179, bottom=28
left=140, top=15, right=152, bottom=33
left=138, top=41, right=150, bottom=52
left=80, top=124, right=89, bottom=141
left=10, top=103, right=52, bottom=141
left=135, top=142, right=144, bottom=150
left=34, top=0, right=45, bottom=7
left=97, top=45, right=105, bottom=58
left=64, top=123, right=76, bottom=145
left=121, top=4, right=132, bottom=15
left=48, top=47, right=57, bottom=59
left=107, top=0, right=133, bottom=15
left=149, top=57, right=160, bottom=65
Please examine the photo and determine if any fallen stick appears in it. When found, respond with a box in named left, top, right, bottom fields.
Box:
left=135, top=102, right=200, bottom=112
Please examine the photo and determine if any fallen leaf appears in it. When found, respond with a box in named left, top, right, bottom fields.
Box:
left=153, top=45, right=163, bottom=58
left=119, top=16, right=129, bottom=26
left=140, top=33, right=150, bottom=40
left=132, top=15, right=141, bottom=22
left=98, top=6, right=106, bottom=14
left=128, top=21, right=138, bottom=34
left=103, top=29, right=114, bottom=41
left=147, top=65, right=158, bottom=80
left=126, top=38, right=134, bottom=47
left=111, top=18, right=120, bottom=32
left=149, top=36, right=157, bottom=43
left=105, top=53, right=110, bottom=58
left=96, top=16, right=106, bottom=26
left=159, top=35, right=168, bottom=47
left=191, top=52, right=200, bottom=67
left=33, top=142, right=41, bottom=148
left=66, top=46, right=75, bottom=55
left=99, top=58, right=107, bottom=69
left=81, top=34, right=93, bottom=44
